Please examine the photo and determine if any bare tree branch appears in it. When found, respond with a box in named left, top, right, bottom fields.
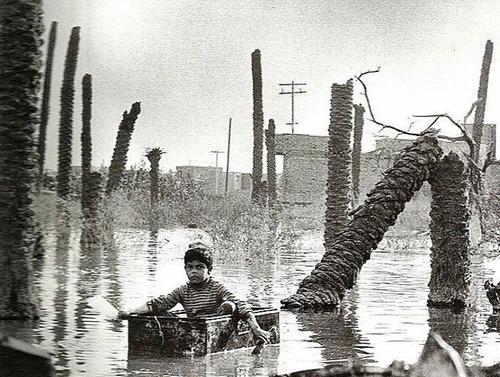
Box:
left=366, top=119, right=421, bottom=136
left=412, top=113, right=476, bottom=161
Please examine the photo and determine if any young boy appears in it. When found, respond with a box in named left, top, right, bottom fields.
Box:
left=119, top=242, right=269, bottom=343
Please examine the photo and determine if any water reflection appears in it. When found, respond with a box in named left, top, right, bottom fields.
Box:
left=52, top=217, right=72, bottom=376
left=292, top=292, right=374, bottom=366
left=2, top=227, right=500, bottom=376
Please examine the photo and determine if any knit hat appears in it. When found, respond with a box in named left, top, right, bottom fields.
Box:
left=184, top=241, right=213, bottom=271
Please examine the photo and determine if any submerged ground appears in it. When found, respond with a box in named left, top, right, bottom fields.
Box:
left=1, top=227, right=499, bottom=377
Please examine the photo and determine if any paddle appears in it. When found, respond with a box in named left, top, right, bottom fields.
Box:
left=251, top=325, right=277, bottom=356
left=87, top=295, right=120, bottom=320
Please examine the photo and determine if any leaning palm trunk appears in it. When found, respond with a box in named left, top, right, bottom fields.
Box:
left=36, top=21, right=57, bottom=190
left=81, top=73, right=92, bottom=215
left=56, top=26, right=80, bottom=199
left=146, top=148, right=163, bottom=207
left=0, top=0, right=43, bottom=319
left=251, top=49, right=264, bottom=203
left=427, top=152, right=471, bottom=308
left=324, top=80, right=354, bottom=249
left=105, top=102, right=141, bottom=195
left=282, top=132, right=442, bottom=308
left=352, top=104, right=365, bottom=205
left=265, top=119, right=277, bottom=206
left=472, top=40, right=493, bottom=162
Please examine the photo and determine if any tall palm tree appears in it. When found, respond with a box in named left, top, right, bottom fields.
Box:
left=105, top=102, right=141, bottom=195
left=324, top=80, right=354, bottom=249
left=0, top=0, right=43, bottom=319
left=56, top=26, right=80, bottom=199
left=146, top=147, right=164, bottom=207
left=472, top=40, right=493, bottom=162
left=251, top=49, right=264, bottom=203
left=265, top=119, right=277, bottom=206
left=37, top=21, right=57, bottom=191
left=81, top=73, right=92, bottom=215
left=282, top=132, right=442, bottom=308
left=352, top=104, right=365, bottom=205
left=428, top=152, right=470, bottom=308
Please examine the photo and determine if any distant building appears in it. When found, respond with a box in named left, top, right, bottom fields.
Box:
left=275, top=123, right=498, bottom=205
left=176, top=165, right=242, bottom=194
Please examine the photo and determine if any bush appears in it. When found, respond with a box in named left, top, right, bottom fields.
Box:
left=97, top=167, right=301, bottom=259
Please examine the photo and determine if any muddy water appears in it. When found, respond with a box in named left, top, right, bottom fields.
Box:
left=2, top=227, right=499, bottom=376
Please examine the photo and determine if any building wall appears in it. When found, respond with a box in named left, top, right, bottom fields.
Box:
left=275, top=133, right=328, bottom=204
left=275, top=125, right=498, bottom=208
left=176, top=165, right=243, bottom=195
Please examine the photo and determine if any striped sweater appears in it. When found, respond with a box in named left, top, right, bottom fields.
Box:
left=148, top=277, right=252, bottom=318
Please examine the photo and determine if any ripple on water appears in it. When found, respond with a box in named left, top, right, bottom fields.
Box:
left=2, top=227, right=500, bottom=376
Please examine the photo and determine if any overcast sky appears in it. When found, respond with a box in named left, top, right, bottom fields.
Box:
left=43, top=0, right=500, bottom=174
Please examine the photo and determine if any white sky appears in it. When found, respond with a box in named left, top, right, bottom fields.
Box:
left=43, top=0, right=500, bottom=173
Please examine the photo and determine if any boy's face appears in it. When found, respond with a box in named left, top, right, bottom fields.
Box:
left=185, top=259, right=210, bottom=284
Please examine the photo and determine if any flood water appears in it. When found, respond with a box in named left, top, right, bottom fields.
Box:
left=2, top=226, right=500, bottom=376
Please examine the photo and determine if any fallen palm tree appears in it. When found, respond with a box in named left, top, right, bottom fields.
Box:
left=281, top=131, right=442, bottom=308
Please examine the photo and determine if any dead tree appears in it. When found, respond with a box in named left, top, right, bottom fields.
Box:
left=472, top=40, right=493, bottom=162
left=37, top=21, right=57, bottom=191
left=265, top=119, right=277, bottom=206
left=352, top=104, right=365, bottom=205
left=84, top=172, right=102, bottom=221
left=251, top=49, right=264, bottom=203
left=427, top=152, right=471, bottom=308
left=282, top=132, right=442, bottom=308
left=80, top=73, right=93, bottom=215
left=0, top=0, right=43, bottom=319
left=105, top=102, right=141, bottom=195
left=324, top=79, right=354, bottom=249
left=56, top=26, right=80, bottom=199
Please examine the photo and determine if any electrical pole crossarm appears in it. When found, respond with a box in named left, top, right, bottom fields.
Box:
left=278, top=80, right=308, bottom=133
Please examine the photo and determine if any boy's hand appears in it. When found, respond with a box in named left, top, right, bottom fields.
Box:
left=252, top=328, right=270, bottom=344
left=216, top=301, right=236, bottom=316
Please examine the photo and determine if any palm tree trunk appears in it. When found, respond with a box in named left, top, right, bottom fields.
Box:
left=427, top=152, right=470, bottom=308
left=265, top=119, right=277, bottom=206
left=324, top=80, right=354, bottom=249
left=81, top=73, right=92, bottom=215
left=251, top=49, right=264, bottom=204
left=282, top=132, right=442, bottom=308
left=84, top=171, right=102, bottom=221
left=472, top=40, right=493, bottom=162
left=56, top=26, right=80, bottom=199
left=37, top=21, right=57, bottom=191
left=0, top=0, right=43, bottom=319
left=352, top=104, right=365, bottom=205
left=105, top=102, right=141, bottom=195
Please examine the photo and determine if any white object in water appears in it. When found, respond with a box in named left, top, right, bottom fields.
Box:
left=88, top=295, right=119, bottom=319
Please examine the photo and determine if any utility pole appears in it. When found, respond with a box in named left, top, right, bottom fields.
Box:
left=210, top=150, right=225, bottom=195
left=224, top=118, right=232, bottom=197
left=279, top=81, right=307, bottom=133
